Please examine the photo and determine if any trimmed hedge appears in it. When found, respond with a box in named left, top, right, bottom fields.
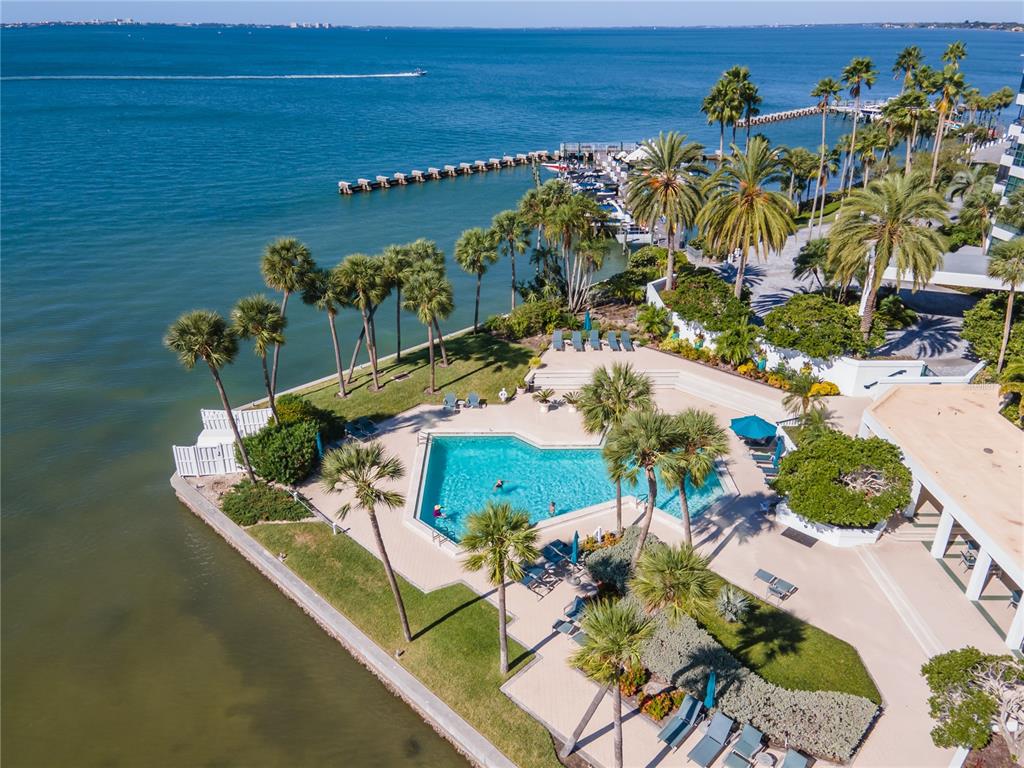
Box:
left=762, top=294, right=866, bottom=359
left=484, top=299, right=578, bottom=340
left=221, top=480, right=309, bottom=526
left=773, top=430, right=911, bottom=528
left=962, top=293, right=1024, bottom=365
left=660, top=266, right=750, bottom=332
left=240, top=419, right=320, bottom=485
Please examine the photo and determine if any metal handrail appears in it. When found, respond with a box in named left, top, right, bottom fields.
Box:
left=289, top=488, right=342, bottom=535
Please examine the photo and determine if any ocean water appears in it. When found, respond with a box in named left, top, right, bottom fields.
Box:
left=419, top=435, right=725, bottom=541
left=1, top=24, right=1019, bottom=767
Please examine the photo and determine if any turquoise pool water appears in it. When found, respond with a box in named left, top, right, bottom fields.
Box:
left=418, top=435, right=726, bottom=541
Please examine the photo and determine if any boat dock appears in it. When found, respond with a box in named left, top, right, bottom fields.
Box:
left=338, top=150, right=555, bottom=194
left=737, top=98, right=896, bottom=128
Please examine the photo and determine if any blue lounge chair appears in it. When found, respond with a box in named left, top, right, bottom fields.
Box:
left=519, top=566, right=555, bottom=598
left=571, top=630, right=588, bottom=645
left=723, top=724, right=764, bottom=768
left=607, top=331, right=621, bottom=351
left=686, top=711, right=734, bottom=767
left=442, top=393, right=457, bottom=411
left=571, top=330, right=584, bottom=352
left=542, top=542, right=568, bottom=565
left=351, top=417, right=379, bottom=437
left=552, top=618, right=578, bottom=636
left=780, top=749, right=809, bottom=768
left=656, top=694, right=702, bottom=749
left=564, top=596, right=586, bottom=621
left=552, top=329, right=564, bottom=351
left=466, top=392, right=482, bottom=408
left=769, top=578, right=797, bottom=601
left=620, top=331, right=634, bottom=351
left=589, top=329, right=601, bottom=350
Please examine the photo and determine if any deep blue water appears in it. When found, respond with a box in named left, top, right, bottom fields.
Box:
left=1, top=24, right=1020, bottom=767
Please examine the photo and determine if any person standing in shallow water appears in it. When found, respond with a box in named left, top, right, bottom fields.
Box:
left=549, top=500, right=556, bottom=516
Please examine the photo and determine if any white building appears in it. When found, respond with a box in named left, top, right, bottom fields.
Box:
left=990, top=72, right=1024, bottom=248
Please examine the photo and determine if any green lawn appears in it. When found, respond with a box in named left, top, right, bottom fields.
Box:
left=795, top=199, right=842, bottom=229
left=299, top=333, right=533, bottom=422
left=249, top=523, right=561, bottom=768
left=695, top=576, right=881, bottom=703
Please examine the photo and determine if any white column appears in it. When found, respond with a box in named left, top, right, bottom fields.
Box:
left=965, top=549, right=993, bottom=600
left=904, top=476, right=922, bottom=519
left=930, top=508, right=956, bottom=559
left=1007, top=602, right=1024, bottom=650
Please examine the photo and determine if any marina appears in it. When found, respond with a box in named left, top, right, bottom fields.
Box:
left=338, top=150, right=553, bottom=194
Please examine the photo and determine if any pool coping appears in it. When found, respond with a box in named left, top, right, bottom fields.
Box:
left=403, top=429, right=739, bottom=554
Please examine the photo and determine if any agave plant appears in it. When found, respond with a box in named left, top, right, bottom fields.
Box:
left=716, top=585, right=751, bottom=623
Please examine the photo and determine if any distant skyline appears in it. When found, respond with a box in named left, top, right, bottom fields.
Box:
left=2, top=1, right=1021, bottom=27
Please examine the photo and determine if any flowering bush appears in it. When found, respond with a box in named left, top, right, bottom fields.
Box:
left=640, top=691, right=676, bottom=721
left=620, top=662, right=649, bottom=697
left=809, top=381, right=840, bottom=397
left=736, top=362, right=757, bottom=376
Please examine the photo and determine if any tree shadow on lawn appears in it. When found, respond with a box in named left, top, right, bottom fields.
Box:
left=731, top=603, right=806, bottom=667
left=412, top=589, right=492, bottom=641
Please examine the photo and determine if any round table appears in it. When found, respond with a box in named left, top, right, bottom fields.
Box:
left=755, top=754, right=777, bottom=767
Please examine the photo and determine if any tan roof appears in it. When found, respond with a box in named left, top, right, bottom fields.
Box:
left=869, top=385, right=1024, bottom=567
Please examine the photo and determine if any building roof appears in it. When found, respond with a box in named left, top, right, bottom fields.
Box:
left=869, top=385, right=1023, bottom=570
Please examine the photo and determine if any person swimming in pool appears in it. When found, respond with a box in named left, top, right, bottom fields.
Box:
left=433, top=504, right=446, bottom=519
left=549, top=500, right=556, bottom=516
left=493, top=479, right=504, bottom=491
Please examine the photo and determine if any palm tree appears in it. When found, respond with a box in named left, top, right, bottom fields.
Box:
left=380, top=244, right=412, bottom=363
left=959, top=189, right=1001, bottom=252
left=604, top=408, right=685, bottom=567
left=813, top=148, right=842, bottom=238
left=403, top=263, right=454, bottom=394
left=723, top=66, right=755, bottom=145
left=461, top=501, right=540, bottom=675
left=928, top=64, right=967, bottom=187
left=987, top=238, right=1024, bottom=372
left=701, top=79, right=742, bottom=161
left=517, top=187, right=546, bottom=250
left=828, top=173, right=948, bottom=340
left=840, top=57, right=878, bottom=191
left=578, top=363, right=654, bottom=533
left=491, top=210, right=530, bottom=311
left=783, top=372, right=825, bottom=417
left=659, top=409, right=728, bottom=546
left=793, top=237, right=831, bottom=288
left=406, top=239, right=451, bottom=366
left=321, top=441, right=411, bottom=641
left=629, top=542, right=714, bottom=622
left=942, top=41, right=967, bottom=69
left=337, top=253, right=387, bottom=391
left=999, top=361, right=1024, bottom=426
left=856, top=127, right=889, bottom=187
left=947, top=166, right=994, bottom=201
left=260, top=238, right=314, bottom=394
left=545, top=194, right=605, bottom=312
left=697, top=137, right=796, bottom=298
left=626, top=132, right=707, bottom=291
left=231, top=294, right=286, bottom=420
left=455, top=227, right=499, bottom=333
left=164, top=310, right=256, bottom=483
left=893, top=46, right=923, bottom=94
left=568, top=600, right=653, bottom=768
left=301, top=266, right=349, bottom=399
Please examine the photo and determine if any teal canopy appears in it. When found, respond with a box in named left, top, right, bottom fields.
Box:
left=583, top=310, right=592, bottom=332
left=571, top=531, right=579, bottom=565
left=703, top=670, right=717, bottom=709
left=729, top=415, right=776, bottom=441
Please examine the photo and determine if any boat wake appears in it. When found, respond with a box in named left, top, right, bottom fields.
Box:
left=1, top=72, right=425, bottom=81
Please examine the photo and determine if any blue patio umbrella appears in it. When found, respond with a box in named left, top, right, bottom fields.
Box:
left=703, top=670, right=717, bottom=709
left=729, top=415, right=777, bottom=441
left=571, top=531, right=580, bottom=566
left=583, top=310, right=592, bottom=332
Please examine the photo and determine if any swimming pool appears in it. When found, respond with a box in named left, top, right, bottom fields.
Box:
left=417, top=434, right=726, bottom=541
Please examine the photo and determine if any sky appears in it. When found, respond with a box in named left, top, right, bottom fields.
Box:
left=2, top=1, right=1021, bottom=27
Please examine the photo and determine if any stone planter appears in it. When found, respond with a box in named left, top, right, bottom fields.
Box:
left=775, top=502, right=885, bottom=547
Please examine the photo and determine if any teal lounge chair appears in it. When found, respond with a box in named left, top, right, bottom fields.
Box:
left=564, top=596, right=586, bottom=621
left=656, top=694, right=702, bottom=749
left=552, top=329, right=565, bottom=351
left=620, top=331, right=634, bottom=351
left=351, top=417, right=379, bottom=437
left=466, top=392, right=482, bottom=408
left=769, top=578, right=797, bottom=600
left=571, top=330, right=584, bottom=352
left=780, top=749, right=809, bottom=768
left=589, top=329, right=601, bottom=350
left=607, top=331, right=620, bottom=351
left=442, top=393, right=457, bottom=410
left=686, top=711, right=733, bottom=767
left=722, top=724, right=764, bottom=768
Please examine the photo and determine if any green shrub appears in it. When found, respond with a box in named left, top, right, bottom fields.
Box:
left=240, top=420, right=320, bottom=485
left=628, top=245, right=667, bottom=271
left=874, top=294, right=918, bottom=330
left=484, top=299, right=577, bottom=340
left=221, top=480, right=309, bottom=526
left=762, top=294, right=867, bottom=359
left=585, top=527, right=646, bottom=592
left=940, top=222, right=982, bottom=252
left=595, top=268, right=658, bottom=303
left=637, top=304, right=672, bottom=339
left=275, top=394, right=345, bottom=441
left=640, top=691, right=675, bottom=721
left=773, top=430, right=911, bottom=527
left=660, top=267, right=750, bottom=332
left=619, top=662, right=649, bottom=697
left=962, top=293, right=1024, bottom=365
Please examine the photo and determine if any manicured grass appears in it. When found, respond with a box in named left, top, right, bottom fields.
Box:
left=299, top=333, right=533, bottom=422
left=795, top=199, right=842, bottom=229
left=695, top=576, right=882, bottom=704
left=249, top=522, right=562, bottom=768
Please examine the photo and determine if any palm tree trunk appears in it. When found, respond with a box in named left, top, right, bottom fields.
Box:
left=846, top=98, right=861, bottom=191
left=208, top=363, right=256, bottom=484
left=346, top=326, right=365, bottom=386
left=613, top=673, right=624, bottom=768
left=679, top=480, right=692, bottom=546
left=733, top=244, right=748, bottom=299
left=509, top=239, right=517, bottom=311
left=327, top=310, right=347, bottom=398
left=497, top=577, right=509, bottom=675
left=787, top=170, right=795, bottom=202
left=807, top=178, right=821, bottom=244
left=860, top=283, right=878, bottom=341
left=665, top=222, right=676, bottom=291
left=473, top=272, right=482, bottom=332
left=260, top=355, right=279, bottom=422
left=559, top=683, right=612, bottom=759
left=270, top=290, right=290, bottom=394
left=361, top=309, right=381, bottom=391
left=997, top=289, right=1016, bottom=372
left=614, top=478, right=622, bottom=535
left=368, top=509, right=412, bottom=642
left=395, top=285, right=403, bottom=363
left=433, top=318, right=449, bottom=367
left=904, top=128, right=914, bottom=176
left=718, top=122, right=725, bottom=161
left=630, top=470, right=658, bottom=569
left=426, top=323, right=436, bottom=393
left=929, top=105, right=948, bottom=187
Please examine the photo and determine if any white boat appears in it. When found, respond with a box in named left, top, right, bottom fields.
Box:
left=541, top=163, right=568, bottom=173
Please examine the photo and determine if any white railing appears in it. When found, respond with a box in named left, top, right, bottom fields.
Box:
left=200, top=408, right=272, bottom=436
left=172, top=442, right=241, bottom=477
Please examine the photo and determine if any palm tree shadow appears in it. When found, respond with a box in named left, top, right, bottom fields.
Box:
left=575, top=702, right=645, bottom=750
left=710, top=261, right=766, bottom=293
left=732, top=603, right=806, bottom=664
left=873, top=315, right=962, bottom=358
left=412, top=590, right=491, bottom=641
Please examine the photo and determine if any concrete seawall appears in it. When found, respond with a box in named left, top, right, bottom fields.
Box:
left=170, top=473, right=517, bottom=768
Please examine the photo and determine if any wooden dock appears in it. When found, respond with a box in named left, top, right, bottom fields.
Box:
left=737, top=98, right=895, bottom=128
left=338, top=150, right=554, bottom=194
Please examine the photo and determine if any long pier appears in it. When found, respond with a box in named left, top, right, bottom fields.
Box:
left=737, top=98, right=895, bottom=128
left=338, top=150, right=555, bottom=194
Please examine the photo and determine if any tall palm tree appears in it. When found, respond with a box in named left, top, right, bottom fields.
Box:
left=545, top=194, right=605, bottom=312
left=455, top=227, right=499, bottom=333
left=164, top=310, right=256, bottom=483
left=942, top=41, right=967, bottom=69
left=604, top=408, right=685, bottom=567
left=461, top=501, right=540, bottom=675
left=928, top=64, right=967, bottom=187
left=893, top=45, right=923, bottom=94
left=491, top=210, right=530, bottom=311
left=337, top=253, right=388, bottom=391
left=987, top=238, right=1024, bottom=372
left=568, top=600, right=653, bottom=768
left=406, top=239, right=451, bottom=366
left=999, top=361, right=1024, bottom=426
left=402, top=264, right=454, bottom=394
left=626, top=132, right=707, bottom=290
left=959, top=189, right=1001, bottom=252
left=828, top=173, right=948, bottom=340
left=697, top=137, right=796, bottom=298
left=380, top=244, right=412, bottom=363
left=578, top=363, right=654, bottom=533
left=793, top=237, right=831, bottom=288
left=260, top=237, right=314, bottom=394
left=947, top=166, right=994, bottom=201
left=856, top=127, right=889, bottom=187
left=659, top=409, right=728, bottom=546
left=517, top=187, right=546, bottom=251
left=629, top=542, right=714, bottom=623
left=813, top=148, right=842, bottom=238
left=301, top=266, right=349, bottom=399
left=840, top=57, right=878, bottom=191
left=321, top=441, right=411, bottom=641
left=701, top=79, right=742, bottom=161
left=231, top=294, right=286, bottom=421
left=722, top=66, right=754, bottom=145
